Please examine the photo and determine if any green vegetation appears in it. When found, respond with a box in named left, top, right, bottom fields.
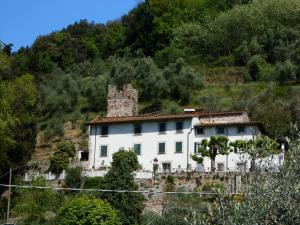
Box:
left=1, top=0, right=300, bottom=223
left=56, top=196, right=121, bottom=225
left=100, top=150, right=144, bottom=225
left=192, top=136, right=231, bottom=171
left=49, top=140, right=76, bottom=174
left=12, top=177, right=64, bottom=225
left=1, top=0, right=300, bottom=144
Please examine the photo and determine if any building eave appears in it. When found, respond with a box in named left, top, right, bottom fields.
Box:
left=87, top=111, right=248, bottom=125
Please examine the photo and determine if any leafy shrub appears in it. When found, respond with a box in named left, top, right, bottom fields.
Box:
left=56, top=196, right=121, bottom=225
left=49, top=152, right=69, bottom=175
left=65, top=166, right=84, bottom=189
left=202, top=182, right=226, bottom=202
left=83, top=176, right=103, bottom=189
left=49, top=140, right=76, bottom=174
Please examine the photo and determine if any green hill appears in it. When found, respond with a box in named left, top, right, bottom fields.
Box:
left=1, top=0, right=300, bottom=173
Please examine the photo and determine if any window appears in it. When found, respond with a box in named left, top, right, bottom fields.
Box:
left=195, top=127, right=204, bottom=135
left=175, top=141, right=183, bottom=153
left=194, top=142, right=201, bottom=154
left=237, top=162, right=247, bottom=171
left=159, top=123, right=166, bottom=134
left=176, top=122, right=183, bottom=133
left=134, top=144, right=141, bottom=155
left=134, top=123, right=142, bottom=135
left=100, top=145, right=108, bottom=157
left=101, top=125, right=108, bottom=136
left=158, top=142, right=166, bottom=154
left=237, top=126, right=245, bottom=134
left=216, top=126, right=225, bottom=134
left=162, top=163, right=171, bottom=173
left=217, top=163, right=225, bottom=171
left=80, top=152, right=89, bottom=161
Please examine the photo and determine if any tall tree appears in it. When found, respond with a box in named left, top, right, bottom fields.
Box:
left=101, top=150, right=144, bottom=225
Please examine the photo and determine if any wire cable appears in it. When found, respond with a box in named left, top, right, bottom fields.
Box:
left=0, top=183, right=234, bottom=195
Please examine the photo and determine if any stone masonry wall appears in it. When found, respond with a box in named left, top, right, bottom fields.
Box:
left=107, top=84, right=138, bottom=117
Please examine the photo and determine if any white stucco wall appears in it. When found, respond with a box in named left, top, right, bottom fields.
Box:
left=89, top=119, right=194, bottom=172
left=88, top=115, right=273, bottom=172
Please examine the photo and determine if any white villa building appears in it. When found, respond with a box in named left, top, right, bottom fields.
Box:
left=86, top=84, right=284, bottom=173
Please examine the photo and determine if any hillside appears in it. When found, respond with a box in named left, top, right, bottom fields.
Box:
left=1, top=0, right=300, bottom=172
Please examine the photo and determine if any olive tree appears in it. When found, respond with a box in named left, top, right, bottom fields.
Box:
left=192, top=135, right=231, bottom=171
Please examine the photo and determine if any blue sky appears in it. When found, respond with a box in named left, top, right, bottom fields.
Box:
left=0, top=0, right=139, bottom=51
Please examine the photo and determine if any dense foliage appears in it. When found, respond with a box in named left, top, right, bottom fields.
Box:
left=49, top=140, right=76, bottom=174
left=56, top=196, right=121, bottom=225
left=1, top=0, right=300, bottom=143
left=0, top=73, right=37, bottom=187
left=100, top=150, right=144, bottom=225
left=2, top=0, right=300, bottom=222
left=12, top=177, right=63, bottom=225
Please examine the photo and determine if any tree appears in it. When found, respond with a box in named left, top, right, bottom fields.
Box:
left=246, top=55, right=266, bottom=81
left=49, top=140, right=76, bottom=174
left=65, top=166, right=84, bottom=189
left=12, top=177, right=63, bottom=224
left=187, top=130, right=300, bottom=225
left=192, top=136, right=231, bottom=171
left=101, top=149, right=144, bottom=225
left=56, top=196, right=121, bottom=225
left=163, top=58, right=202, bottom=104
left=230, top=136, right=279, bottom=171
left=135, top=57, right=168, bottom=102
left=275, top=60, right=297, bottom=84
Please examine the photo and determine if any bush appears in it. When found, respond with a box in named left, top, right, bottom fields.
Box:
left=56, top=196, right=121, bottom=225
left=202, top=182, right=226, bottom=202
left=65, top=166, right=84, bottom=189
left=49, top=152, right=69, bottom=175
left=83, top=176, right=103, bottom=189
left=49, top=140, right=76, bottom=174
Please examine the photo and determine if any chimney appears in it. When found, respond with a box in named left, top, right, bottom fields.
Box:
left=107, top=84, right=138, bottom=117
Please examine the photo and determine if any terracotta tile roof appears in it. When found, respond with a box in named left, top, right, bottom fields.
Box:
left=87, top=111, right=248, bottom=125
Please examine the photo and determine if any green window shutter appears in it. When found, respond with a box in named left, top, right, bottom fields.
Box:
left=176, top=142, right=182, bottom=153
left=134, top=144, right=141, bottom=155
left=100, top=146, right=107, bottom=157
left=159, top=143, right=165, bottom=154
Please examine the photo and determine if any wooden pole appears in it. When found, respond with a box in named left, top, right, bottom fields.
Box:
left=6, top=167, right=12, bottom=223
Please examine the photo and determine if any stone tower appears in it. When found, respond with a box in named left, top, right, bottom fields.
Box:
left=107, top=84, right=138, bottom=117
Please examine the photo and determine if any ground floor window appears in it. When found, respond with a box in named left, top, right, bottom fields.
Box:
left=80, top=151, right=89, bottom=161
left=100, top=145, right=108, bottom=157
left=162, top=163, right=171, bottom=173
left=217, top=163, right=225, bottom=171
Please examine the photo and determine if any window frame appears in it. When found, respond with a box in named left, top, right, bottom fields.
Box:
left=217, top=163, right=225, bottom=171
left=133, top=123, right=142, bottom=136
left=195, top=127, right=204, bottom=135
left=133, top=143, right=142, bottom=155
left=237, top=126, right=245, bottom=134
left=176, top=121, right=183, bottom=133
left=100, top=145, right=108, bottom=157
left=194, top=142, right=201, bottom=154
left=158, top=122, right=166, bottom=134
left=175, top=141, right=183, bottom=153
left=158, top=142, right=166, bottom=155
left=216, top=126, right=225, bottom=135
left=101, top=125, right=109, bottom=137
